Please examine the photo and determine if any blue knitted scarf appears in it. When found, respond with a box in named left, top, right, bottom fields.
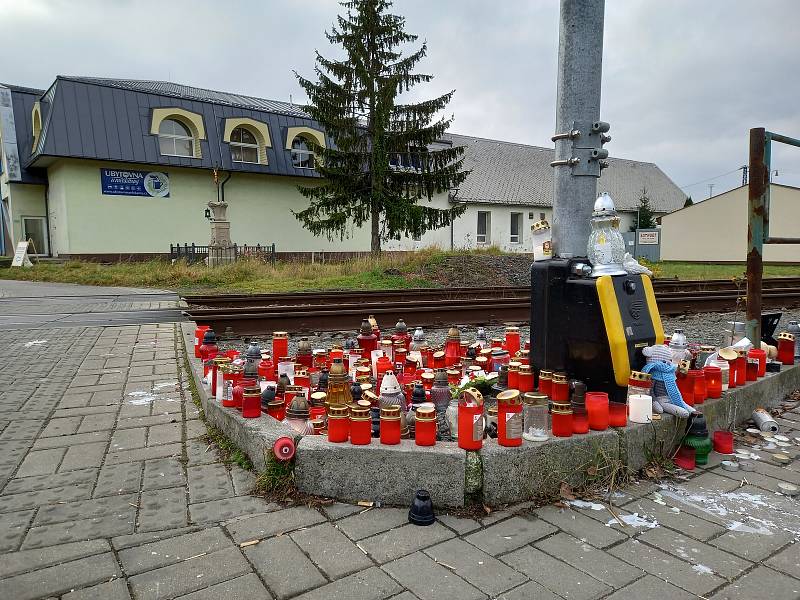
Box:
left=640, top=361, right=693, bottom=412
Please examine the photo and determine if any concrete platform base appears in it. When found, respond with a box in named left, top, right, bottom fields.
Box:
left=180, top=322, right=800, bottom=507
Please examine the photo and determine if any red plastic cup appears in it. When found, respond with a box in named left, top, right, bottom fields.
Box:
left=674, top=446, right=696, bottom=470
left=713, top=430, right=734, bottom=454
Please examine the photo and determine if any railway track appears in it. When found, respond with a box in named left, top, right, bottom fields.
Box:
left=184, top=278, right=800, bottom=334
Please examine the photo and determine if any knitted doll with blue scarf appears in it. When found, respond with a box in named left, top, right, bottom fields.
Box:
left=640, top=345, right=696, bottom=418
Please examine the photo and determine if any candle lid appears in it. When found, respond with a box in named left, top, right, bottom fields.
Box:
left=523, top=392, right=548, bottom=406
left=497, top=389, right=521, bottom=405
left=539, top=369, right=553, bottom=379
left=718, top=347, right=738, bottom=360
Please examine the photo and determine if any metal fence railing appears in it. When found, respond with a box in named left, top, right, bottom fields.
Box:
left=169, top=243, right=276, bottom=266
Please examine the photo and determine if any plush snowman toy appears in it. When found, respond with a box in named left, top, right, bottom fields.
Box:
left=640, top=344, right=697, bottom=418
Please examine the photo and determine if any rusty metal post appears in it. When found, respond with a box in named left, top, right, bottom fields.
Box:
left=746, top=128, right=767, bottom=345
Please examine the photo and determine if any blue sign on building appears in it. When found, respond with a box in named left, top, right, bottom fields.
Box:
left=100, top=168, right=170, bottom=197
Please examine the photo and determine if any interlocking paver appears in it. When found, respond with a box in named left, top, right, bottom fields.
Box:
left=535, top=532, right=642, bottom=588
left=495, top=581, right=562, bottom=600
left=711, top=529, right=794, bottom=563
left=501, top=544, right=612, bottom=600
left=59, top=441, right=107, bottom=471
left=293, top=566, right=403, bottom=600
left=383, top=551, right=485, bottom=600
left=34, top=493, right=138, bottom=525
left=291, top=522, right=374, bottom=579
left=127, top=547, right=251, bottom=600
left=225, top=505, right=325, bottom=543
left=61, top=578, right=132, bottom=600
left=105, top=441, right=182, bottom=464
left=638, top=527, right=752, bottom=579
left=187, top=463, right=235, bottom=502
left=142, top=457, right=186, bottom=490
left=537, top=505, right=628, bottom=547
left=336, top=508, right=413, bottom=541
left=0, top=539, right=110, bottom=578
left=119, top=527, right=231, bottom=575
left=0, top=551, right=121, bottom=600
left=0, top=509, right=35, bottom=553
left=424, top=537, right=527, bottom=596
left=245, top=535, right=327, bottom=599
left=40, top=416, right=82, bottom=437
left=602, top=575, right=695, bottom=599
left=15, top=447, right=66, bottom=477
left=2, top=468, right=98, bottom=494
left=94, top=461, right=143, bottom=497
left=359, top=522, right=454, bottom=564
left=608, top=539, right=725, bottom=596
left=464, top=515, right=557, bottom=555
left=137, top=486, right=188, bottom=532
left=0, top=482, right=94, bottom=512
left=709, top=565, right=800, bottom=599
left=189, top=495, right=277, bottom=524
left=148, top=422, right=183, bottom=446
left=621, top=497, right=726, bottom=541
left=23, top=510, right=137, bottom=548
left=173, top=573, right=272, bottom=599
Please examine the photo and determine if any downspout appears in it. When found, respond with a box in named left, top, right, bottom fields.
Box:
left=219, top=171, right=232, bottom=203
left=44, top=183, right=52, bottom=257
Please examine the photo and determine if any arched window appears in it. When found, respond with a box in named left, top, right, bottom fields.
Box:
left=291, top=136, right=315, bottom=169
left=230, top=127, right=259, bottom=164
left=158, top=118, right=195, bottom=157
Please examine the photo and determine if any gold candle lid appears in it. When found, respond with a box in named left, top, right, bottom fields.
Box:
left=310, top=391, right=327, bottom=403
left=415, top=406, right=436, bottom=421
left=779, top=331, right=796, bottom=342
left=629, top=371, right=652, bottom=382
left=539, top=369, right=553, bottom=379
left=273, top=331, right=288, bottom=338
left=508, top=361, right=522, bottom=372
left=421, top=372, right=435, bottom=381
left=461, top=388, right=484, bottom=405
left=497, top=389, right=522, bottom=405
left=523, top=392, right=548, bottom=406
left=380, top=406, right=401, bottom=419
left=433, top=350, right=445, bottom=359
left=327, top=404, right=349, bottom=417
left=519, top=364, right=532, bottom=374
left=718, top=347, right=737, bottom=361
left=552, top=373, right=567, bottom=383
left=487, top=406, right=498, bottom=416
left=363, top=390, right=379, bottom=404
left=213, top=356, right=231, bottom=365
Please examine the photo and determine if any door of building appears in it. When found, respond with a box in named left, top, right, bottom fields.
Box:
left=21, top=216, right=49, bottom=256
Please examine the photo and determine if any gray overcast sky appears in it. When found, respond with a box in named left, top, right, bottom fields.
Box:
left=4, top=0, right=800, bottom=198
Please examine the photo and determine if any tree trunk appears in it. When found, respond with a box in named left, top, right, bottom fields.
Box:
left=370, top=201, right=381, bottom=255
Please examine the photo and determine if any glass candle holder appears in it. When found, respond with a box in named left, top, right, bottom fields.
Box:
left=676, top=372, right=695, bottom=405
left=689, top=369, right=707, bottom=404
left=271, top=332, right=288, bottom=372
left=746, top=356, right=758, bottom=382
left=551, top=406, right=573, bottom=437
left=421, top=371, right=435, bottom=391
left=585, top=392, right=609, bottom=430
left=497, top=390, right=523, bottom=447
left=505, top=327, right=521, bottom=357
left=379, top=406, right=401, bottom=445
left=432, top=351, right=446, bottom=370
left=748, top=348, right=767, bottom=377
left=734, top=350, right=747, bottom=386
left=712, top=359, right=730, bottom=391
left=507, top=362, right=521, bottom=390
left=703, top=365, right=722, bottom=399
left=538, top=370, right=553, bottom=398
left=414, top=406, right=437, bottom=446
left=551, top=373, right=569, bottom=403
left=522, top=392, right=549, bottom=441
left=572, top=403, right=589, bottom=434
left=458, top=389, right=484, bottom=450
left=349, top=411, right=372, bottom=446
left=608, top=400, right=627, bottom=428
left=328, top=406, right=350, bottom=443
left=242, top=386, right=262, bottom=419
left=778, top=332, right=796, bottom=365
left=491, top=350, right=510, bottom=373
left=626, top=371, right=652, bottom=402
left=518, top=365, right=534, bottom=393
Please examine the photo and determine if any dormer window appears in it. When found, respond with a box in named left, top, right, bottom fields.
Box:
left=291, top=136, right=315, bottom=169
left=158, top=119, right=195, bottom=157
left=230, top=127, right=259, bottom=164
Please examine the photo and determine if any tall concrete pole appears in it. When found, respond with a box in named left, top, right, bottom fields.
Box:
left=551, top=0, right=606, bottom=258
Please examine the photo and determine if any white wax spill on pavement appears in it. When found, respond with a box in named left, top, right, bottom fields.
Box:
left=606, top=513, right=659, bottom=529
left=568, top=500, right=606, bottom=511
left=24, top=340, right=47, bottom=347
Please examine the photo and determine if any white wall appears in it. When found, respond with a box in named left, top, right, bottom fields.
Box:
left=661, top=185, right=800, bottom=262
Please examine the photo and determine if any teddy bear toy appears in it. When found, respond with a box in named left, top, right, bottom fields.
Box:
left=640, top=344, right=696, bottom=418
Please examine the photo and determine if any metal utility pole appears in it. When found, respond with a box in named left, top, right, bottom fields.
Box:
left=551, top=0, right=608, bottom=258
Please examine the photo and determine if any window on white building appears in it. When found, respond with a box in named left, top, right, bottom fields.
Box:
left=510, top=212, right=523, bottom=244
left=230, top=127, right=260, bottom=164
left=291, top=136, right=315, bottom=169
left=158, top=119, right=195, bottom=157
left=477, top=211, right=491, bottom=244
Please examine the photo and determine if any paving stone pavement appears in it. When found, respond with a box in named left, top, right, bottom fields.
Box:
left=3, top=285, right=800, bottom=598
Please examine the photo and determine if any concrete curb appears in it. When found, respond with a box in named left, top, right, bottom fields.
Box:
left=180, top=320, right=800, bottom=507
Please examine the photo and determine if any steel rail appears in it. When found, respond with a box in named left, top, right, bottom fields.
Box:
left=185, top=287, right=800, bottom=335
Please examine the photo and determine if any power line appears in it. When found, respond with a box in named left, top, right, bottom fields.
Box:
left=678, top=168, right=742, bottom=190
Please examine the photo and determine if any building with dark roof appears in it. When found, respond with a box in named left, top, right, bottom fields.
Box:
left=0, top=76, right=685, bottom=258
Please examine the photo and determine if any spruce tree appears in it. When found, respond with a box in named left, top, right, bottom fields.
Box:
left=630, top=186, right=658, bottom=231
left=684, top=196, right=694, bottom=207
left=294, top=0, right=469, bottom=254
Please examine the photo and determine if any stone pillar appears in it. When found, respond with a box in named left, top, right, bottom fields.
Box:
left=207, top=200, right=234, bottom=266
